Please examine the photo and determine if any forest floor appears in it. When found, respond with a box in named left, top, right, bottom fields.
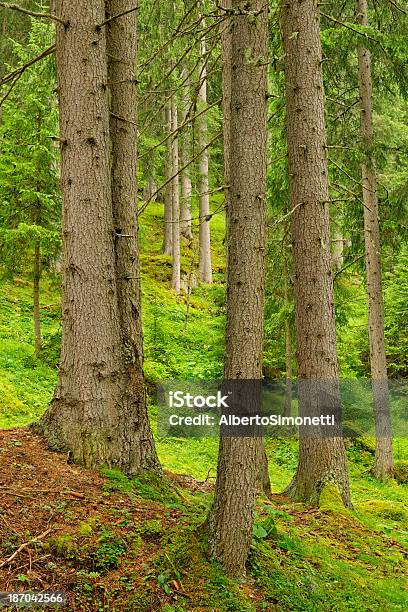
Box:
left=0, top=427, right=407, bottom=611
left=0, top=201, right=407, bottom=610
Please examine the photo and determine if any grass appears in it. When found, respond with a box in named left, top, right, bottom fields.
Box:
left=0, top=199, right=407, bottom=610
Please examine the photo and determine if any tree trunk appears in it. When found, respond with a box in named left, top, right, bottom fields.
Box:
left=106, top=0, right=160, bottom=473
left=197, top=27, right=212, bottom=284
left=180, top=67, right=193, bottom=240
left=36, top=0, right=159, bottom=475
left=357, top=0, right=393, bottom=480
left=207, top=0, right=268, bottom=578
left=163, top=105, right=173, bottom=256
left=282, top=0, right=351, bottom=507
left=33, top=240, right=42, bottom=356
left=284, top=253, right=292, bottom=417
left=171, top=100, right=181, bottom=293
left=332, top=231, right=345, bottom=272
left=221, top=0, right=231, bottom=276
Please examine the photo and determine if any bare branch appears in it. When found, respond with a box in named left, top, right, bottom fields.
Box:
left=139, top=98, right=221, bottom=160
left=96, top=6, right=139, bottom=30
left=139, top=131, right=223, bottom=214
left=0, top=2, right=67, bottom=26
left=0, top=44, right=55, bottom=89
left=334, top=254, right=365, bottom=282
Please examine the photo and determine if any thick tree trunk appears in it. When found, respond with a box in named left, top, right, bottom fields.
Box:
left=357, top=0, right=393, bottom=480
left=207, top=0, right=268, bottom=578
left=36, top=0, right=159, bottom=475
left=106, top=0, right=160, bottom=473
left=163, top=105, right=173, bottom=256
left=171, top=100, right=181, bottom=293
left=282, top=0, right=351, bottom=507
left=197, top=29, right=212, bottom=284
left=33, top=240, right=42, bottom=356
left=180, top=67, right=193, bottom=240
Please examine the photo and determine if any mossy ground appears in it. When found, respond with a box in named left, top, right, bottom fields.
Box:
left=0, top=200, right=407, bottom=610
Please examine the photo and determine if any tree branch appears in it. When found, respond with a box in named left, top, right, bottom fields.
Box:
left=321, top=12, right=385, bottom=51
left=334, top=254, right=365, bottom=282
left=139, top=131, right=223, bottom=214
left=0, top=2, right=67, bottom=26
left=97, top=6, right=139, bottom=29
left=0, top=44, right=55, bottom=89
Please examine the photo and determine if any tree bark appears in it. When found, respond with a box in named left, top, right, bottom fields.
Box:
left=106, top=0, right=160, bottom=473
left=171, top=99, right=181, bottom=293
left=163, top=105, right=173, bottom=256
left=180, top=67, right=193, bottom=240
left=33, top=240, right=42, bottom=356
left=284, top=253, right=292, bottom=417
left=197, top=27, right=212, bottom=284
left=282, top=0, right=351, bottom=507
left=357, top=0, right=393, bottom=480
left=36, top=0, right=159, bottom=475
left=207, top=0, right=268, bottom=578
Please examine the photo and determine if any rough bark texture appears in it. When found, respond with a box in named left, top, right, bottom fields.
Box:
left=180, top=67, right=193, bottom=240
left=207, top=0, right=268, bottom=578
left=357, top=0, right=393, bottom=480
left=197, top=30, right=212, bottom=284
left=163, top=105, right=173, bottom=256
left=171, top=100, right=181, bottom=293
left=36, top=0, right=159, bottom=475
left=282, top=0, right=351, bottom=507
left=284, top=253, right=292, bottom=417
left=33, top=240, right=42, bottom=356
left=106, top=0, right=160, bottom=473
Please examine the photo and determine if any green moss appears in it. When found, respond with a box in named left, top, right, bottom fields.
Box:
left=357, top=500, right=408, bottom=524
left=319, top=483, right=351, bottom=516
left=394, top=460, right=408, bottom=484
left=138, top=519, right=163, bottom=538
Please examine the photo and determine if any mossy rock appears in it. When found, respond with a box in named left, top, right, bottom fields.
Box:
left=358, top=499, right=408, bottom=525
left=319, top=483, right=351, bottom=516
left=394, top=460, right=408, bottom=485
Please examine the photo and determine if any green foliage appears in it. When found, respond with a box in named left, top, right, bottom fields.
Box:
left=93, top=529, right=127, bottom=572
left=394, top=460, right=408, bottom=485
left=0, top=18, right=60, bottom=279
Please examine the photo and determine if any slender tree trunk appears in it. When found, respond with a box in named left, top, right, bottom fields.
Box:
left=33, top=240, right=42, bottom=356
left=106, top=0, right=160, bottom=473
left=357, top=0, right=393, bottom=480
left=197, top=27, right=212, bottom=284
left=171, top=100, right=181, bottom=293
left=180, top=67, right=193, bottom=240
left=282, top=0, right=351, bottom=507
left=284, top=254, right=292, bottom=417
left=163, top=105, right=173, bottom=256
left=332, top=231, right=345, bottom=272
left=207, top=0, right=268, bottom=578
left=36, top=0, right=159, bottom=475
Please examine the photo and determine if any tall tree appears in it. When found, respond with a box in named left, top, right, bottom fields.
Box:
left=37, top=0, right=160, bottom=475
left=180, top=67, right=193, bottom=240
left=171, top=99, right=181, bottom=292
left=207, top=0, right=268, bottom=577
left=197, top=25, right=212, bottom=284
left=282, top=0, right=351, bottom=507
left=356, top=0, right=393, bottom=480
left=163, top=104, right=173, bottom=256
left=106, top=0, right=160, bottom=472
